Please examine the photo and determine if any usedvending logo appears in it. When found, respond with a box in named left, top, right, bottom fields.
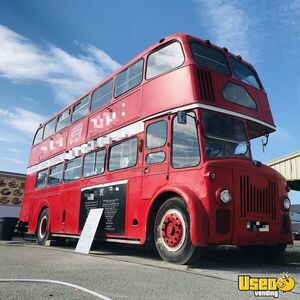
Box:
left=238, top=273, right=296, bottom=298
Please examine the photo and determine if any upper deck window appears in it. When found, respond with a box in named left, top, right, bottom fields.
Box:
left=56, top=109, right=71, bottom=132
left=223, top=82, right=257, bottom=110
left=190, top=42, right=230, bottom=75
left=33, top=126, right=43, bottom=145
left=230, top=57, right=261, bottom=89
left=43, top=119, right=56, bottom=139
left=72, top=96, right=89, bottom=122
left=115, top=60, right=143, bottom=97
left=146, top=42, right=184, bottom=79
left=91, top=80, right=113, bottom=112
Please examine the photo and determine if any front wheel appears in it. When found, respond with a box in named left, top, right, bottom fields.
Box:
left=154, top=197, right=198, bottom=264
left=37, top=209, right=50, bottom=245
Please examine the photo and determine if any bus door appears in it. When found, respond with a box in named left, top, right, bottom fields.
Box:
left=142, top=117, right=170, bottom=200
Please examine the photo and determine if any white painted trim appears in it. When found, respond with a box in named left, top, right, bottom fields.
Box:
left=51, top=234, right=79, bottom=239
left=195, top=103, right=276, bottom=130
left=98, top=238, right=140, bottom=244
left=81, top=180, right=128, bottom=192
left=144, top=102, right=276, bottom=130
left=27, top=102, right=276, bottom=174
left=0, top=279, right=111, bottom=300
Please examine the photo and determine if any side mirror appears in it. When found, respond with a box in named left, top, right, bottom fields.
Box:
left=261, top=133, right=269, bottom=153
left=177, top=111, right=187, bottom=124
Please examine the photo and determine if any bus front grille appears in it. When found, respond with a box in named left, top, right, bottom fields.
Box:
left=240, top=176, right=276, bottom=220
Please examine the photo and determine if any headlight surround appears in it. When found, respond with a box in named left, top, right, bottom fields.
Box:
left=283, top=197, right=291, bottom=210
left=219, top=189, right=232, bottom=204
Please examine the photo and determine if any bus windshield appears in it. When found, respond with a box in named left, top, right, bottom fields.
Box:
left=203, top=111, right=250, bottom=158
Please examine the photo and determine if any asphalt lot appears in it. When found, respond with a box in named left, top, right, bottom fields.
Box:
left=0, top=239, right=299, bottom=299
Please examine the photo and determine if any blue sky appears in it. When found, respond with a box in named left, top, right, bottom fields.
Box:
left=0, top=0, right=299, bottom=202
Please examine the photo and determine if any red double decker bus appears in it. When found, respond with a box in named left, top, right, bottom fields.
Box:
left=19, top=33, right=292, bottom=264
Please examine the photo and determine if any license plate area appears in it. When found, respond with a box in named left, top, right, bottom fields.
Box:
left=247, top=221, right=270, bottom=232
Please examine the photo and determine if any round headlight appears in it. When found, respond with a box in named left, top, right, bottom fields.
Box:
left=220, top=189, right=231, bottom=204
left=283, top=198, right=291, bottom=210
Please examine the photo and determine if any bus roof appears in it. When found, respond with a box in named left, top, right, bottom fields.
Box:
left=38, top=32, right=258, bottom=127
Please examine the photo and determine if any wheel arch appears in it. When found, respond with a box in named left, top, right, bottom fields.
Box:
left=35, top=205, right=50, bottom=234
left=144, top=186, right=208, bottom=247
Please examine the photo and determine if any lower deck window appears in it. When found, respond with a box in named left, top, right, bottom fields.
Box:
left=109, top=138, right=138, bottom=171
left=83, top=149, right=106, bottom=177
left=48, top=164, right=63, bottom=186
left=35, top=169, right=48, bottom=189
left=64, top=157, right=82, bottom=182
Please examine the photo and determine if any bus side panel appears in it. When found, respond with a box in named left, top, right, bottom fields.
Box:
left=109, top=89, right=142, bottom=129
left=44, top=192, right=61, bottom=234
left=76, top=176, right=143, bottom=239
left=61, top=185, right=82, bottom=234
left=28, top=130, right=68, bottom=167
left=122, top=176, right=143, bottom=239
left=168, top=169, right=209, bottom=246
left=101, top=166, right=143, bottom=239
left=87, top=89, right=142, bottom=140
left=26, top=189, right=61, bottom=234
left=27, top=195, right=49, bottom=234
left=67, top=118, right=88, bottom=149
left=141, top=66, right=196, bottom=118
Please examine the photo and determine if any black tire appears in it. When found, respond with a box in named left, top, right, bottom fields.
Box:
left=240, top=243, right=287, bottom=259
left=37, top=209, right=50, bottom=245
left=154, top=197, right=198, bottom=264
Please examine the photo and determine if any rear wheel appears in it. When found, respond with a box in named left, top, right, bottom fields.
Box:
left=154, top=197, right=198, bottom=264
left=37, top=209, right=50, bottom=245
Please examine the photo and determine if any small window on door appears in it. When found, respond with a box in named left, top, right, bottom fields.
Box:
left=146, top=151, right=166, bottom=164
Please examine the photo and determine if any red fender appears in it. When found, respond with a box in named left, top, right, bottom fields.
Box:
left=145, top=185, right=208, bottom=246
left=28, top=199, right=50, bottom=234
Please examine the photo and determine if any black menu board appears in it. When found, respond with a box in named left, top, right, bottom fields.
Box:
left=79, top=183, right=126, bottom=235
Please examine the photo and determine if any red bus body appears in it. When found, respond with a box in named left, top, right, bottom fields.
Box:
left=19, top=33, right=292, bottom=262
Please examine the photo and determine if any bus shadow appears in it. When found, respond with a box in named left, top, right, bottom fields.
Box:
left=90, top=242, right=162, bottom=261
left=53, top=239, right=300, bottom=274
left=189, top=244, right=300, bottom=275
